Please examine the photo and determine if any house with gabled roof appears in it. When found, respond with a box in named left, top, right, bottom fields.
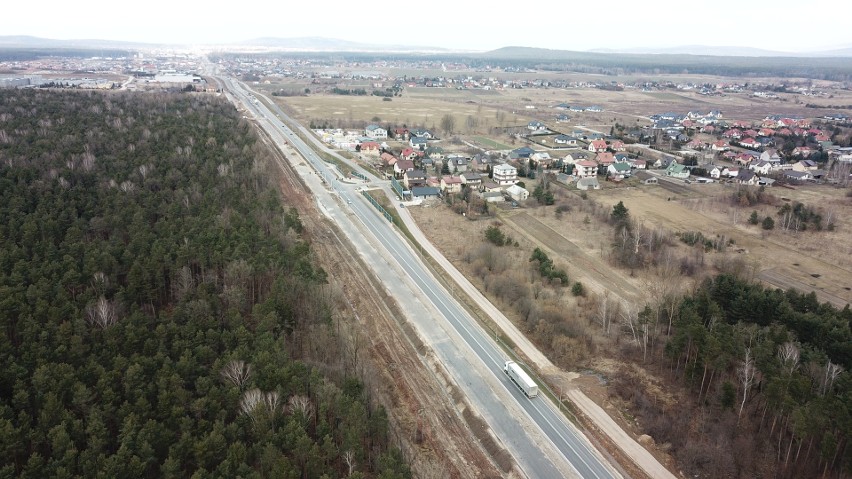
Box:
left=665, top=161, right=690, bottom=179
left=440, top=175, right=463, bottom=193
left=739, top=137, right=760, bottom=149
left=564, top=151, right=591, bottom=164
left=410, top=137, right=428, bottom=150
left=411, top=186, right=440, bottom=200
left=712, top=140, right=730, bottom=151
left=792, top=159, right=818, bottom=171
left=528, top=121, right=547, bottom=131
left=360, top=141, right=381, bottom=157
left=596, top=152, right=615, bottom=167
left=554, top=135, right=578, bottom=146
left=588, top=139, right=608, bottom=152
left=608, top=162, right=632, bottom=179
left=394, top=159, right=415, bottom=177
left=609, top=140, right=626, bottom=152
left=784, top=170, right=813, bottom=181
left=448, top=155, right=469, bottom=173
left=404, top=169, right=427, bottom=189
left=749, top=160, right=772, bottom=175
left=576, top=177, right=600, bottom=190
left=401, top=147, right=420, bottom=161
left=410, top=128, right=434, bottom=139
left=460, top=172, right=482, bottom=188
left=574, top=160, right=598, bottom=179
left=365, top=124, right=388, bottom=139
left=380, top=152, right=398, bottom=167
left=736, top=169, right=759, bottom=185
left=509, top=146, right=536, bottom=159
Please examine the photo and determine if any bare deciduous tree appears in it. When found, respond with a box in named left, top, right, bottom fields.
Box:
left=342, top=450, right=356, bottom=476
left=85, top=296, right=119, bottom=329
left=220, top=360, right=252, bottom=389
left=288, top=394, right=315, bottom=419
left=778, top=342, right=800, bottom=376
left=738, top=347, right=757, bottom=420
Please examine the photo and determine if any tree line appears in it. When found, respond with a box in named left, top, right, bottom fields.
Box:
left=0, top=90, right=410, bottom=478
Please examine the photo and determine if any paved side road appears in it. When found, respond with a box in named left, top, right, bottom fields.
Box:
left=391, top=194, right=679, bottom=479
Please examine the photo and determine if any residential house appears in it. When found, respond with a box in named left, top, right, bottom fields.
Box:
left=531, top=151, right=553, bottom=168
left=527, top=121, right=547, bottom=131
left=555, top=113, right=571, bottom=122
left=614, top=153, right=630, bottom=163
left=588, top=139, right=608, bottom=152
left=665, top=161, right=690, bottom=179
left=564, top=151, right=591, bottom=163
left=760, top=149, right=783, bottom=166
left=509, top=146, right=536, bottom=160
left=596, top=152, right=615, bottom=167
left=394, top=159, right=415, bottom=177
left=481, top=181, right=502, bottom=192
left=479, top=191, right=505, bottom=203
left=411, top=186, right=440, bottom=201
left=380, top=152, right=398, bottom=168
left=631, top=159, right=647, bottom=169
left=574, top=160, right=599, bottom=179
left=506, top=184, right=530, bottom=201
left=404, top=169, right=427, bottom=189
left=400, top=147, right=420, bottom=161
left=554, top=135, right=578, bottom=146
left=722, top=167, right=739, bottom=178
left=792, top=159, right=818, bottom=171
left=709, top=166, right=722, bottom=179
left=360, top=141, right=381, bottom=157
left=460, top=172, right=482, bottom=188
left=792, top=146, right=813, bottom=157
left=607, top=162, right=632, bottom=179
left=736, top=169, right=759, bottom=185
left=470, top=153, right=493, bottom=172
left=425, top=145, right=444, bottom=159
left=492, top=163, right=518, bottom=186
left=576, top=177, right=601, bottom=190
left=365, top=124, right=387, bottom=139
left=440, top=175, right=463, bottom=194
left=392, top=127, right=409, bottom=140
left=749, top=160, right=772, bottom=175
left=739, top=137, right=760, bottom=149
left=784, top=170, right=813, bottom=181
left=447, top=155, right=469, bottom=173
left=410, top=128, right=434, bottom=139
left=735, top=153, right=756, bottom=166
left=609, top=140, right=626, bottom=152
left=410, top=137, right=428, bottom=150
left=712, top=140, right=730, bottom=151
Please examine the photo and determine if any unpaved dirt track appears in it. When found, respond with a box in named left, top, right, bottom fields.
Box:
left=254, top=125, right=504, bottom=478
left=504, top=212, right=643, bottom=302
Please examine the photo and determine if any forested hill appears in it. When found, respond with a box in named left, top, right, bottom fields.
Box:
left=0, top=90, right=410, bottom=478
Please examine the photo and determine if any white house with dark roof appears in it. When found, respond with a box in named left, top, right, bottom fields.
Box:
left=492, top=163, right=518, bottom=186
left=365, top=124, right=387, bottom=139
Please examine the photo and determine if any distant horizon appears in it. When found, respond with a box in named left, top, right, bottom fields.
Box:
left=2, top=34, right=852, bottom=58
left=3, top=0, right=850, bottom=55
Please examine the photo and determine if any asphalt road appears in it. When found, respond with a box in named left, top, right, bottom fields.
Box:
left=217, top=72, right=619, bottom=479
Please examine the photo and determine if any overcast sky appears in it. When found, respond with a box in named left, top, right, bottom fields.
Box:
left=4, top=0, right=850, bottom=52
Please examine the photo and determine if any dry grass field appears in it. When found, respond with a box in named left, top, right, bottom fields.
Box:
left=259, top=68, right=852, bottom=307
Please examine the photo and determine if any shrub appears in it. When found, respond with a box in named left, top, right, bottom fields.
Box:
left=762, top=216, right=775, bottom=230
left=571, top=282, right=585, bottom=297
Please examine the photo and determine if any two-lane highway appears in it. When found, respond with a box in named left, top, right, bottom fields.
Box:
left=218, top=72, right=620, bottom=478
